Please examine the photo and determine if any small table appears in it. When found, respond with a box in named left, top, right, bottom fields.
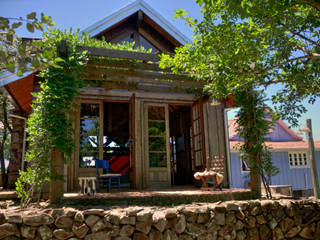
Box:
left=78, top=177, right=96, bottom=196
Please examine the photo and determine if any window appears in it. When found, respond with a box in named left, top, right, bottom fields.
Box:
left=79, top=103, right=100, bottom=167
left=288, top=152, right=309, bottom=168
left=241, top=158, right=250, bottom=173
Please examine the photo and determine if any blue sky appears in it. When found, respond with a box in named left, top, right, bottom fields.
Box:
left=1, top=0, right=319, bottom=140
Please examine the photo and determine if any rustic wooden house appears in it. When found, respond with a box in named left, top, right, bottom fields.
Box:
left=0, top=0, right=231, bottom=192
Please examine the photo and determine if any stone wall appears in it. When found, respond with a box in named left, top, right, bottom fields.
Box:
left=0, top=199, right=320, bottom=239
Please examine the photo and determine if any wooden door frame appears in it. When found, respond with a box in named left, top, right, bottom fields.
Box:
left=143, top=102, right=171, bottom=187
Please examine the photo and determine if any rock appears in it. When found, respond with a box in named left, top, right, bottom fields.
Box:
left=272, top=227, right=284, bottom=240
left=280, top=217, right=295, bottom=232
left=247, top=227, right=259, bottom=240
left=294, top=215, right=302, bottom=226
left=235, top=220, right=244, bottom=230
left=256, top=215, right=266, bottom=225
left=251, top=206, right=260, bottom=216
left=72, top=223, right=89, bottom=238
left=114, top=237, right=131, bottom=240
left=163, top=229, right=177, bottom=240
left=85, top=231, right=112, bottom=240
left=149, top=230, right=163, bottom=240
left=119, top=215, right=130, bottom=225
left=136, top=221, right=151, bottom=234
left=85, top=215, right=100, bottom=229
left=214, top=212, right=225, bottom=226
left=63, top=208, right=77, bottom=218
left=285, top=226, right=301, bottom=238
left=182, top=207, right=198, bottom=223
left=23, top=214, right=54, bottom=226
left=225, top=212, right=236, bottom=225
left=226, top=202, right=239, bottom=211
left=38, top=225, right=53, bottom=240
left=186, top=223, right=206, bottom=237
left=92, top=219, right=107, bottom=233
left=53, top=229, right=74, bottom=240
left=153, top=218, right=167, bottom=232
left=174, top=215, right=186, bottom=234
left=7, top=215, right=22, bottom=224
left=133, top=232, right=148, bottom=240
left=235, top=210, right=245, bottom=220
left=119, top=225, right=135, bottom=237
left=106, top=211, right=121, bottom=225
left=268, top=218, right=278, bottom=230
left=126, top=207, right=142, bottom=216
left=83, top=209, right=105, bottom=216
left=245, top=216, right=256, bottom=229
left=52, top=209, right=65, bottom=219
left=137, top=208, right=153, bottom=222
left=197, top=213, right=209, bottom=224
left=259, top=225, right=271, bottom=240
left=0, top=212, right=5, bottom=224
left=165, top=209, right=177, bottom=219
left=55, top=215, right=74, bottom=229
left=74, top=212, right=84, bottom=223
left=119, top=215, right=135, bottom=225
left=21, top=225, right=36, bottom=239
left=0, top=223, right=18, bottom=238
left=236, top=230, right=246, bottom=240
left=110, top=225, right=120, bottom=237
left=299, top=227, right=313, bottom=239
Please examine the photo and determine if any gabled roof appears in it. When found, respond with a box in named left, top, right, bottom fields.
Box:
left=82, top=0, right=191, bottom=45
left=228, top=117, right=303, bottom=142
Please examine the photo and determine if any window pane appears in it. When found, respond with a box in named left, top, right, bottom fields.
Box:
left=80, top=119, right=99, bottom=135
left=80, top=103, right=99, bottom=118
left=149, top=137, right=166, bottom=151
left=149, top=152, right=167, bottom=168
left=79, top=152, right=98, bottom=168
left=148, top=106, right=165, bottom=120
left=149, top=121, right=165, bottom=136
left=80, top=136, right=99, bottom=152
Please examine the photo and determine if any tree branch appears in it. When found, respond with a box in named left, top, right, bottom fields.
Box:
left=290, top=30, right=320, bottom=48
left=302, top=0, right=320, bottom=12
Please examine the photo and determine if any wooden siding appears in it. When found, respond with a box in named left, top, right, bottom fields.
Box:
left=231, top=151, right=320, bottom=190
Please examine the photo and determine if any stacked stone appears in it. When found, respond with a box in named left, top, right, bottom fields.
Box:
left=0, top=199, right=320, bottom=239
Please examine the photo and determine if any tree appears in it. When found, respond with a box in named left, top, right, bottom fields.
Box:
left=160, top=0, right=319, bottom=196
left=0, top=91, right=12, bottom=189
left=161, top=0, right=320, bottom=125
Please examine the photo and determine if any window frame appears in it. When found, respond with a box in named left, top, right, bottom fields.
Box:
left=240, top=156, right=250, bottom=174
left=288, top=151, right=309, bottom=169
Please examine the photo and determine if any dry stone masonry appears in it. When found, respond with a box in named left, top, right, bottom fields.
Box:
left=0, top=199, right=320, bottom=239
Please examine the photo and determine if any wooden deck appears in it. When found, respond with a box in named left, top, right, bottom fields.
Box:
left=63, top=186, right=254, bottom=207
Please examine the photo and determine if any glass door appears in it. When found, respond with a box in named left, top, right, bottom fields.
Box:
left=146, top=104, right=171, bottom=188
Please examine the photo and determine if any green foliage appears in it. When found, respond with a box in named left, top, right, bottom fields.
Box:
left=235, top=86, right=279, bottom=198
left=2, top=19, right=151, bottom=205
left=0, top=12, right=56, bottom=75
left=160, top=0, right=320, bottom=126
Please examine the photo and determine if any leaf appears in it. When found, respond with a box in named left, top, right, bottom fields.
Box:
left=26, top=12, right=36, bottom=20
left=12, top=22, right=22, bottom=29
left=26, top=23, right=35, bottom=33
left=17, top=70, right=23, bottom=76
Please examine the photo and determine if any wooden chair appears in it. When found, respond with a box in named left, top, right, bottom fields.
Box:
left=95, top=159, right=121, bottom=193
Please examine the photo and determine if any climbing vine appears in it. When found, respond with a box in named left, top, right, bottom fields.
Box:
left=13, top=28, right=151, bottom=207
left=234, top=86, right=279, bottom=198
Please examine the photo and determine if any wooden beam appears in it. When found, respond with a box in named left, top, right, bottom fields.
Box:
left=85, top=66, right=196, bottom=82
left=87, top=59, right=172, bottom=72
left=82, top=74, right=204, bottom=89
left=77, top=46, right=160, bottom=62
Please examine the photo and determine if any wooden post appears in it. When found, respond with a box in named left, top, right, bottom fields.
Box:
left=49, top=148, right=64, bottom=203
left=306, top=119, right=320, bottom=199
